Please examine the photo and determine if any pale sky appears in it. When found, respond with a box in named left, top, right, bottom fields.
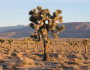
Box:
left=0, top=0, right=90, bottom=27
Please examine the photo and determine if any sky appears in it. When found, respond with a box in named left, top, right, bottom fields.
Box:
left=0, top=0, right=90, bottom=27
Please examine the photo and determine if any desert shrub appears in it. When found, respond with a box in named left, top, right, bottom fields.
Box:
left=16, top=57, right=34, bottom=67
left=8, top=38, right=13, bottom=48
left=0, top=38, right=5, bottom=47
left=35, top=62, right=44, bottom=65
left=6, top=62, right=16, bottom=70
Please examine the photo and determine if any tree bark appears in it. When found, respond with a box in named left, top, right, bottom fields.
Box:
left=85, top=46, right=87, bottom=53
left=27, top=41, right=29, bottom=49
left=42, top=29, right=50, bottom=61
left=10, top=43, right=11, bottom=48
left=43, top=43, right=50, bottom=61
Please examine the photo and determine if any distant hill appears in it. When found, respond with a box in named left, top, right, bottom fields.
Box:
left=0, top=25, right=26, bottom=33
left=0, top=22, right=90, bottom=39
left=58, top=22, right=90, bottom=38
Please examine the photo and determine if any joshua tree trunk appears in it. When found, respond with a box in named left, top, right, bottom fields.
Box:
left=10, top=43, right=11, bottom=48
left=43, top=43, right=50, bottom=61
left=42, top=32, right=50, bottom=61
left=27, top=41, right=29, bottom=49
left=85, top=46, right=87, bottom=53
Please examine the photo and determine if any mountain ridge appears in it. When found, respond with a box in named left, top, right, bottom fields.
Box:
left=0, top=25, right=28, bottom=33
left=0, top=22, right=90, bottom=39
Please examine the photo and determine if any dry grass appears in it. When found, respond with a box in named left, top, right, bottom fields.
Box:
left=0, top=39, right=90, bottom=70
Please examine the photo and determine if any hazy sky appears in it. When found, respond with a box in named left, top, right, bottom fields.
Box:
left=0, top=0, right=90, bottom=27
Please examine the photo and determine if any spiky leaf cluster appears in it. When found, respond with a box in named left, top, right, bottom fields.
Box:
left=48, top=39, right=53, bottom=44
left=28, top=37, right=31, bottom=40
left=82, top=39, right=89, bottom=46
left=24, top=37, right=27, bottom=41
left=8, top=38, right=13, bottom=43
left=29, top=6, right=65, bottom=42
left=21, top=41, right=26, bottom=45
left=0, top=38, right=5, bottom=43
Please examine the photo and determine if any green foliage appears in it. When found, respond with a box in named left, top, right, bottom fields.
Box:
left=54, top=36, right=59, bottom=40
left=82, top=39, right=89, bottom=53
left=53, top=12, right=58, bottom=17
left=21, top=41, right=26, bottom=45
left=29, top=16, right=37, bottom=22
left=74, top=42, right=78, bottom=45
left=77, top=41, right=80, bottom=43
left=48, top=39, right=53, bottom=44
left=24, top=37, right=27, bottom=41
left=29, top=6, right=65, bottom=43
left=37, top=6, right=42, bottom=11
left=61, top=25, right=65, bottom=31
left=33, top=8, right=36, bottom=12
left=68, top=39, right=71, bottom=43
left=70, top=42, right=73, bottom=45
left=59, top=16, right=63, bottom=20
left=56, top=9, right=62, bottom=14
left=34, top=35, right=37, bottom=39
left=34, top=39, right=39, bottom=44
left=49, top=24, right=56, bottom=30
left=28, top=37, right=31, bottom=41
left=82, top=39, right=89, bottom=46
left=0, top=38, right=5, bottom=43
left=30, top=35, right=34, bottom=38
left=8, top=38, right=13, bottom=44
left=29, top=10, right=34, bottom=15
left=30, top=23, right=35, bottom=29
left=47, top=13, right=51, bottom=18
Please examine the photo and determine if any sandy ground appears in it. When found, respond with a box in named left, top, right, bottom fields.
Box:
left=0, top=38, right=90, bottom=70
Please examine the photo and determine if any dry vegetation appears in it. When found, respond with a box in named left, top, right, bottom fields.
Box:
left=0, top=38, right=90, bottom=70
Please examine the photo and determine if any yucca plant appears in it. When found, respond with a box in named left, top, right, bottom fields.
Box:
left=24, top=37, right=31, bottom=49
left=27, top=37, right=31, bottom=49
left=34, top=40, right=39, bottom=53
left=21, top=40, right=25, bottom=45
left=24, top=37, right=28, bottom=49
left=82, top=39, right=89, bottom=53
left=0, top=38, right=5, bottom=47
left=28, top=36, right=31, bottom=41
left=8, top=38, right=13, bottom=48
left=68, top=39, right=71, bottom=44
left=29, top=6, right=65, bottom=61
left=15, top=39, right=19, bottom=45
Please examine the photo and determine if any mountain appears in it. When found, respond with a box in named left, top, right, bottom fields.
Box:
left=58, top=22, right=90, bottom=38
left=0, top=22, right=90, bottom=39
left=0, top=25, right=26, bottom=33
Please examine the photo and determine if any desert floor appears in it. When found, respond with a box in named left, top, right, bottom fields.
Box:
left=0, top=38, right=90, bottom=70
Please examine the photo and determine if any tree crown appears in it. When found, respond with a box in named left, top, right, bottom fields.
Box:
left=29, top=6, right=65, bottom=42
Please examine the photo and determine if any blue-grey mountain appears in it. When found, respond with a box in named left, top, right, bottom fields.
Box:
left=0, top=22, right=90, bottom=38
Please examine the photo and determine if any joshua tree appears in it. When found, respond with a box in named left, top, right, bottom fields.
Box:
left=27, top=37, right=31, bottom=49
left=82, top=39, right=89, bottom=53
left=8, top=38, right=13, bottom=48
left=28, top=36, right=31, bottom=41
left=0, top=38, right=5, bottom=47
left=24, top=37, right=31, bottom=49
left=68, top=39, right=71, bottom=44
left=29, top=6, right=65, bottom=61
left=21, top=41, right=25, bottom=45
left=24, top=37, right=27, bottom=41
